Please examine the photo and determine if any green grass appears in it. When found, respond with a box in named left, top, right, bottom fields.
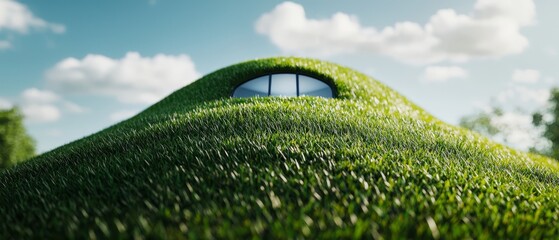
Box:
left=1, top=57, right=558, bottom=239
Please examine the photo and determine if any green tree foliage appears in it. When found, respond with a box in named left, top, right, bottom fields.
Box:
left=0, top=107, right=36, bottom=168
left=533, top=88, right=559, bottom=159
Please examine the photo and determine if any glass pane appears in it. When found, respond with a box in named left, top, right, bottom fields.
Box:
left=232, top=76, right=269, bottom=98
left=270, top=74, right=297, bottom=97
left=299, top=75, right=333, bottom=98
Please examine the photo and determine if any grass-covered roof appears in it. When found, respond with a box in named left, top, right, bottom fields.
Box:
left=1, top=57, right=558, bottom=239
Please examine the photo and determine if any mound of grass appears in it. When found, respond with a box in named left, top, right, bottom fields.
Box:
left=1, top=57, right=558, bottom=239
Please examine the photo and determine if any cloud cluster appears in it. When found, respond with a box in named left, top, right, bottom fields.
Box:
left=489, top=111, right=548, bottom=151
left=422, top=66, right=468, bottom=82
left=478, top=68, right=552, bottom=151
left=0, top=91, right=63, bottom=123
left=497, top=86, right=549, bottom=105
left=46, top=52, right=201, bottom=104
left=22, top=88, right=59, bottom=102
left=16, top=88, right=85, bottom=123
left=12, top=52, right=200, bottom=124
left=0, top=0, right=65, bottom=48
left=497, top=69, right=549, bottom=107
left=512, top=69, right=540, bottom=84
left=256, top=0, right=535, bottom=64
left=20, top=88, right=61, bottom=123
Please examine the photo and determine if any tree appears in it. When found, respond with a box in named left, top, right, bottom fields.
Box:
left=533, top=88, right=559, bottom=159
left=0, top=107, right=36, bottom=168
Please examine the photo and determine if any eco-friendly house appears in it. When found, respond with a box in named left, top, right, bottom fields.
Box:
left=1, top=57, right=558, bottom=239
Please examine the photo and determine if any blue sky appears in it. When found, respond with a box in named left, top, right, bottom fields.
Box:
left=0, top=0, right=558, bottom=152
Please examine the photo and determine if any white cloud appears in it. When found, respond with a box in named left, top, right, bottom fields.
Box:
left=481, top=68, right=555, bottom=151
left=46, top=52, right=201, bottom=104
left=109, top=109, right=139, bottom=122
left=422, top=66, right=468, bottom=82
left=469, top=100, right=548, bottom=151
left=485, top=84, right=552, bottom=151
left=0, top=0, right=65, bottom=49
left=489, top=111, right=548, bottom=151
left=19, top=88, right=61, bottom=122
left=18, top=88, right=84, bottom=123
left=0, top=98, right=12, bottom=109
left=512, top=69, right=540, bottom=83
left=497, top=86, right=549, bottom=106
left=473, top=0, right=535, bottom=26
left=21, top=103, right=60, bottom=123
left=0, top=0, right=65, bottom=34
left=22, top=88, right=60, bottom=103
left=256, top=0, right=535, bottom=64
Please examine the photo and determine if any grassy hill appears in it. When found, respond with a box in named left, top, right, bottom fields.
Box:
left=1, top=57, right=558, bottom=239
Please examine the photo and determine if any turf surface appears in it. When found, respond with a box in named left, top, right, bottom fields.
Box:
left=1, top=57, right=558, bottom=239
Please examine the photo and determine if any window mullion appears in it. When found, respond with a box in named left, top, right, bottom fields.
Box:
left=268, top=75, right=272, bottom=96
left=296, top=74, right=300, bottom=96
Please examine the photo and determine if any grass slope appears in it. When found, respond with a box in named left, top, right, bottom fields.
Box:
left=1, top=57, right=558, bottom=239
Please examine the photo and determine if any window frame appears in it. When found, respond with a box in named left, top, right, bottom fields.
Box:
left=231, top=73, right=336, bottom=98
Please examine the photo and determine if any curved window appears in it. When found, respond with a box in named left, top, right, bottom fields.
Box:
left=232, top=74, right=333, bottom=98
